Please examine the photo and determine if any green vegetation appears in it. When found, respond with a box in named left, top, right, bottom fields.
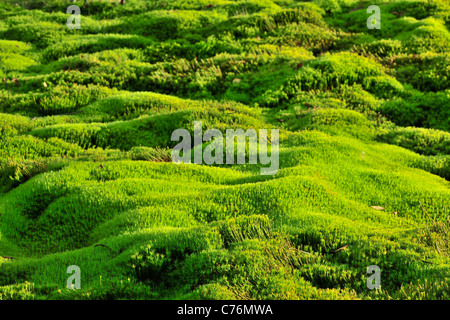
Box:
left=0, top=0, right=449, bottom=300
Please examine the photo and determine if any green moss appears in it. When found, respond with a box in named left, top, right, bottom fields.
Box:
left=0, top=0, right=449, bottom=301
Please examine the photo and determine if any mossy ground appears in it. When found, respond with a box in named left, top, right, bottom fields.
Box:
left=0, top=0, right=449, bottom=300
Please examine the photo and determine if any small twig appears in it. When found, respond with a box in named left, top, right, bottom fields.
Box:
left=419, top=202, right=435, bottom=224
left=94, top=244, right=113, bottom=252
left=332, top=244, right=349, bottom=253
left=289, top=247, right=310, bottom=254
left=420, top=259, right=435, bottom=265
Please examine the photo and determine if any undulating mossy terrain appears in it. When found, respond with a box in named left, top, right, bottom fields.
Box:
left=0, top=0, right=449, bottom=300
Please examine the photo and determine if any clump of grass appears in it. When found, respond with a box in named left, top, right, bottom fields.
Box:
left=419, top=202, right=450, bottom=256
left=212, top=215, right=274, bottom=248
left=128, top=146, right=172, bottom=162
left=0, top=157, right=67, bottom=193
left=0, top=282, right=35, bottom=300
